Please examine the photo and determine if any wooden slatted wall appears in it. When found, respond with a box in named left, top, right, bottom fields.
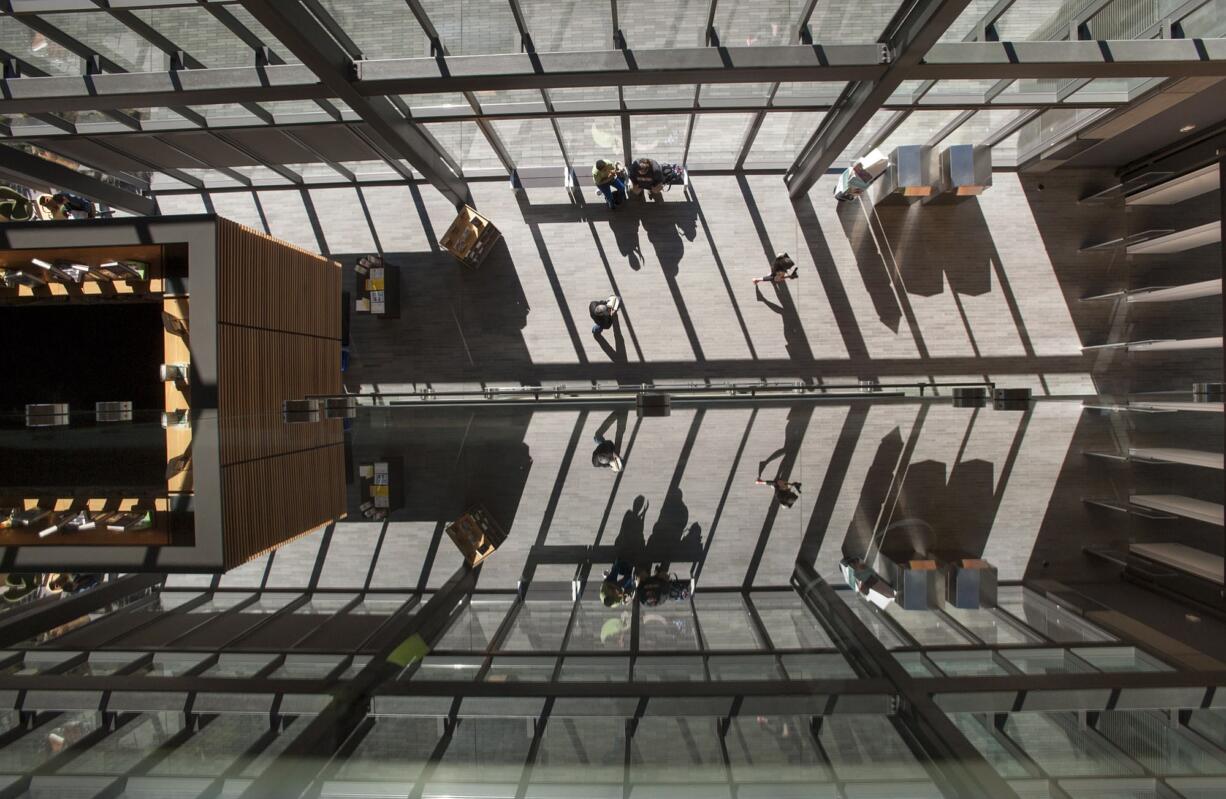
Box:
left=220, top=443, right=346, bottom=569
left=214, top=218, right=345, bottom=568
left=216, top=217, right=340, bottom=338
left=217, top=325, right=342, bottom=466
left=214, top=218, right=343, bottom=466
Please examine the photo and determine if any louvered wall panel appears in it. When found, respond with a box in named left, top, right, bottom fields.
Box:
left=221, top=443, right=346, bottom=569
left=216, top=217, right=341, bottom=339
left=217, top=325, right=342, bottom=465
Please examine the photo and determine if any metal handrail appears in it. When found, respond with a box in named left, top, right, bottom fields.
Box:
left=306, top=380, right=997, bottom=404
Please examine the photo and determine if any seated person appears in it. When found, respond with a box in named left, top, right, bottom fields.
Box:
left=600, top=560, right=636, bottom=607
left=628, top=158, right=665, bottom=200
left=592, top=159, right=626, bottom=209
left=636, top=564, right=691, bottom=606
left=39, top=192, right=95, bottom=219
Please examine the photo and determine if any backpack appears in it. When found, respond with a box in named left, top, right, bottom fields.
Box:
left=660, top=163, right=686, bottom=189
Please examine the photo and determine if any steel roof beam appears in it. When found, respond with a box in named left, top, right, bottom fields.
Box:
left=785, top=0, right=974, bottom=200
left=3, top=39, right=1221, bottom=117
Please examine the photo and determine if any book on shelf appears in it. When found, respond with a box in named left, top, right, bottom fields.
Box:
left=32, top=258, right=88, bottom=283
left=99, top=260, right=149, bottom=281
left=12, top=508, right=51, bottom=528
left=94, top=263, right=128, bottom=281
left=38, top=509, right=94, bottom=538
left=104, top=510, right=153, bottom=532
left=2, top=269, right=46, bottom=288
left=37, top=512, right=68, bottom=538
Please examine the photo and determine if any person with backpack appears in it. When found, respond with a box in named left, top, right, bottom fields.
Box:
left=592, top=159, right=627, bottom=209
left=752, top=252, right=799, bottom=285
left=589, top=294, right=622, bottom=335
left=628, top=158, right=666, bottom=201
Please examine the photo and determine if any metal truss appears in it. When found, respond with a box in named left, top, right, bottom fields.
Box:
left=0, top=0, right=1222, bottom=204
left=236, top=0, right=469, bottom=205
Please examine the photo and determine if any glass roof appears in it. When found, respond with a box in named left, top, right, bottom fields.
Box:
left=0, top=0, right=1217, bottom=189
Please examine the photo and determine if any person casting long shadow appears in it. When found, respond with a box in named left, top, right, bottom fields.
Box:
left=640, top=211, right=684, bottom=277
left=614, top=495, right=648, bottom=563
left=594, top=313, right=628, bottom=362
left=592, top=410, right=628, bottom=471
left=755, top=284, right=815, bottom=363
left=646, top=486, right=692, bottom=567
left=608, top=213, right=643, bottom=270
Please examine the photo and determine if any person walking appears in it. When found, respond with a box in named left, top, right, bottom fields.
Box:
left=592, top=159, right=627, bottom=209
left=589, top=294, right=623, bottom=335
left=752, top=252, right=798, bottom=285
left=628, top=158, right=665, bottom=201
left=755, top=475, right=802, bottom=508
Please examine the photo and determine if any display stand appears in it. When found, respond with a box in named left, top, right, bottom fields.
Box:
left=354, top=262, right=400, bottom=319
left=445, top=506, right=508, bottom=566
left=440, top=205, right=501, bottom=269
left=357, top=458, right=404, bottom=520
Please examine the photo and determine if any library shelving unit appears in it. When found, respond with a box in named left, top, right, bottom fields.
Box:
left=0, top=215, right=348, bottom=572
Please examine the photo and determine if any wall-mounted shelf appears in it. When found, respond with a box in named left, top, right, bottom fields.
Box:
left=1126, top=222, right=1220, bottom=255
left=1126, top=163, right=1220, bottom=206
left=1080, top=229, right=1174, bottom=253
left=1082, top=337, right=1222, bottom=352
left=1129, top=447, right=1224, bottom=469
left=1131, top=542, right=1224, bottom=585
left=1082, top=497, right=1177, bottom=520
left=1081, top=279, right=1221, bottom=304
left=1085, top=400, right=1223, bottom=413
left=1131, top=494, right=1224, bottom=527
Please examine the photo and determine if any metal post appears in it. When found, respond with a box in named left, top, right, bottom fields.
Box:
left=785, top=0, right=974, bottom=199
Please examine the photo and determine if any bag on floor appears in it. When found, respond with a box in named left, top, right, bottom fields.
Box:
left=660, top=163, right=686, bottom=189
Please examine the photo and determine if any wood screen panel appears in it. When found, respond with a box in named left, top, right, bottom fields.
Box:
left=217, top=325, right=342, bottom=465
left=215, top=218, right=341, bottom=339
left=220, top=443, right=346, bottom=569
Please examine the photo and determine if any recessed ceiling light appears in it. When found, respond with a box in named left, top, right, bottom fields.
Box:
left=1179, top=124, right=1196, bottom=133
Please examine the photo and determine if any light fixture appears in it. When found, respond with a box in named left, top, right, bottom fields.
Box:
left=1179, top=123, right=1196, bottom=133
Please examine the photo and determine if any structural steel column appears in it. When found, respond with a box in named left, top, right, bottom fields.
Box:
left=238, top=0, right=470, bottom=207
left=784, top=0, right=973, bottom=200
left=792, top=562, right=1020, bottom=799
left=0, top=145, right=158, bottom=216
